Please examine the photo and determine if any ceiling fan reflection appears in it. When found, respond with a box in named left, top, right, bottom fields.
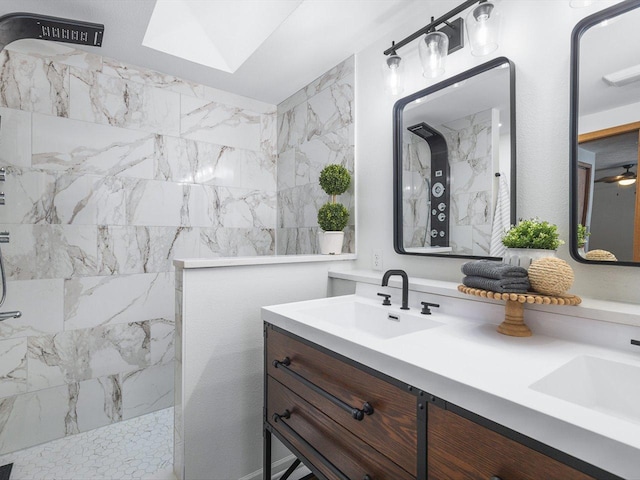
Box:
left=595, top=163, right=637, bottom=185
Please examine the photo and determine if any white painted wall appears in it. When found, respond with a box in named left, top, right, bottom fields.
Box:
left=354, top=0, right=640, bottom=302
left=176, top=259, right=355, bottom=480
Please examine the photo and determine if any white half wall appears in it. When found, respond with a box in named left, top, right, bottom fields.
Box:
left=174, top=257, right=355, bottom=480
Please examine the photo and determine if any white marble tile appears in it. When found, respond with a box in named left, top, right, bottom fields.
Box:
left=304, top=57, right=355, bottom=100
left=277, top=101, right=306, bottom=153
left=91, top=176, right=128, bottom=226
left=69, top=69, right=180, bottom=136
left=149, top=318, right=174, bottom=367
left=73, top=375, right=122, bottom=434
left=198, top=85, right=276, bottom=115
left=158, top=136, right=275, bottom=191
left=472, top=224, right=492, bottom=256
left=98, top=226, right=199, bottom=275
left=0, top=50, right=69, bottom=116
left=296, top=139, right=353, bottom=187
left=215, top=187, right=276, bottom=229
left=0, top=224, right=36, bottom=280
left=121, top=363, right=173, bottom=420
left=0, top=385, right=70, bottom=455
left=261, top=111, right=277, bottom=157
left=64, top=273, right=173, bottom=330
left=199, top=227, right=274, bottom=257
left=32, top=114, right=156, bottom=178
left=101, top=57, right=203, bottom=97
left=277, top=149, right=296, bottom=191
left=6, top=39, right=103, bottom=71
left=27, top=322, right=150, bottom=390
left=0, top=168, right=57, bottom=224
left=125, top=179, right=189, bottom=227
left=0, top=279, right=64, bottom=340
left=34, top=225, right=98, bottom=279
left=306, top=81, right=353, bottom=142
left=0, top=338, right=27, bottom=398
left=180, top=95, right=262, bottom=152
left=0, top=107, right=31, bottom=168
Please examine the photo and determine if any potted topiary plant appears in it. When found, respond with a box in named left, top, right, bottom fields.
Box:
left=501, top=217, right=564, bottom=269
left=577, top=223, right=590, bottom=257
left=317, top=164, right=351, bottom=254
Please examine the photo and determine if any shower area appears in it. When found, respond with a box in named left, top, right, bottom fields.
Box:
left=0, top=12, right=278, bottom=478
left=0, top=7, right=356, bottom=477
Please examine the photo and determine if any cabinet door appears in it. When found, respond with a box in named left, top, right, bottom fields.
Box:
left=268, top=376, right=415, bottom=480
left=427, top=404, right=595, bottom=480
left=267, top=326, right=418, bottom=476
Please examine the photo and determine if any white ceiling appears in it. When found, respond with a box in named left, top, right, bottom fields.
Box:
left=0, top=0, right=425, bottom=105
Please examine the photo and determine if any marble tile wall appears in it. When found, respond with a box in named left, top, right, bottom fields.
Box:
left=403, top=109, right=495, bottom=254
left=276, top=57, right=355, bottom=254
left=0, top=39, right=276, bottom=455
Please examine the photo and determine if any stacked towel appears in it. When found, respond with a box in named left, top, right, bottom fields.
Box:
left=461, top=260, right=530, bottom=293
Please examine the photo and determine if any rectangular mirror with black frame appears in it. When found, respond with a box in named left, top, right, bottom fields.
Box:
left=393, top=57, right=516, bottom=259
left=570, top=0, right=640, bottom=266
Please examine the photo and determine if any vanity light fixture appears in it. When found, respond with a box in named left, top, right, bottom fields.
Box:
left=384, top=41, right=405, bottom=95
left=466, top=1, right=500, bottom=56
left=383, top=0, right=500, bottom=87
left=419, top=30, right=449, bottom=78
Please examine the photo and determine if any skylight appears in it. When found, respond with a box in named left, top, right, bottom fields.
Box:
left=142, top=0, right=303, bottom=73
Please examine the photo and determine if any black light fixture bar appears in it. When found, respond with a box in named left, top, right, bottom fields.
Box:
left=383, top=0, right=481, bottom=55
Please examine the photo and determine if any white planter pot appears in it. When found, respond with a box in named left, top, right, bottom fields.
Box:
left=318, top=231, right=344, bottom=255
left=502, top=248, right=557, bottom=270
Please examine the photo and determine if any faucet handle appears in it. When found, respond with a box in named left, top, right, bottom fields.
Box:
left=420, top=302, right=440, bottom=315
left=377, top=293, right=391, bottom=306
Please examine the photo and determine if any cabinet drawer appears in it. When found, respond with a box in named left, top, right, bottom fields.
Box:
left=266, top=326, right=418, bottom=476
left=268, top=376, right=414, bottom=480
left=427, top=403, right=596, bottom=480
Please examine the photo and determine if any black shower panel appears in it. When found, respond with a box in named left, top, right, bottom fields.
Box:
left=0, top=12, right=104, bottom=51
left=407, top=122, right=450, bottom=247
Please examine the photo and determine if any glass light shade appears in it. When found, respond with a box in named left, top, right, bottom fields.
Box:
left=618, top=177, right=636, bottom=186
left=466, top=1, right=500, bottom=56
left=384, top=53, right=404, bottom=95
left=419, top=31, right=448, bottom=78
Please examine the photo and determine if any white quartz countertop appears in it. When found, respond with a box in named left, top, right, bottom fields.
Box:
left=262, top=289, right=640, bottom=478
left=174, top=254, right=357, bottom=269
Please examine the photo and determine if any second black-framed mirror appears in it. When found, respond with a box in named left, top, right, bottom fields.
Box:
left=570, top=0, right=640, bottom=267
left=393, top=56, right=516, bottom=258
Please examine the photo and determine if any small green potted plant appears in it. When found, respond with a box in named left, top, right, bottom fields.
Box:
left=317, top=164, right=351, bottom=254
left=577, top=223, right=589, bottom=254
left=501, top=217, right=564, bottom=269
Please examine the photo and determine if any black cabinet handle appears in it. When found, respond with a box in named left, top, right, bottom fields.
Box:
left=272, top=409, right=350, bottom=480
left=273, top=357, right=374, bottom=421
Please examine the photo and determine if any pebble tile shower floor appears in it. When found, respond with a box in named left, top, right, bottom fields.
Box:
left=0, top=408, right=173, bottom=480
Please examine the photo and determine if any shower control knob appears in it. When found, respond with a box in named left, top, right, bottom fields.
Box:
left=438, top=202, right=446, bottom=211
left=432, top=182, right=445, bottom=198
left=431, top=229, right=438, bottom=238
left=432, top=209, right=437, bottom=216
left=439, top=231, right=445, bottom=237
left=438, top=213, right=446, bottom=222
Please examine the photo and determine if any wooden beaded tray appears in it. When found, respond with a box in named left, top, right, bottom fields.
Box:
left=458, top=285, right=581, bottom=337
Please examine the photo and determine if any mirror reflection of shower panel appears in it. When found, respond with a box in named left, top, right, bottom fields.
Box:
left=407, top=122, right=450, bottom=247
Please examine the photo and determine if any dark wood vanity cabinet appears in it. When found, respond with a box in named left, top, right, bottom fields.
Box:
left=427, top=403, right=600, bottom=480
left=264, top=324, right=423, bottom=480
left=264, top=324, right=619, bottom=480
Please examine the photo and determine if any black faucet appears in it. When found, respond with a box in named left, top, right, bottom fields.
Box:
left=381, top=269, right=409, bottom=310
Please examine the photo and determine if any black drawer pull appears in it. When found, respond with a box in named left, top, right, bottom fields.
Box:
left=272, top=410, right=354, bottom=480
left=273, top=357, right=374, bottom=421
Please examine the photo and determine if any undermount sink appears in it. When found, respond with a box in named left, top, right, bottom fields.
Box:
left=530, top=355, right=640, bottom=424
left=291, top=299, right=443, bottom=340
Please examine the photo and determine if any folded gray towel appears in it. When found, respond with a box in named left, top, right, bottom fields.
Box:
left=461, top=260, right=528, bottom=280
left=463, top=275, right=530, bottom=293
